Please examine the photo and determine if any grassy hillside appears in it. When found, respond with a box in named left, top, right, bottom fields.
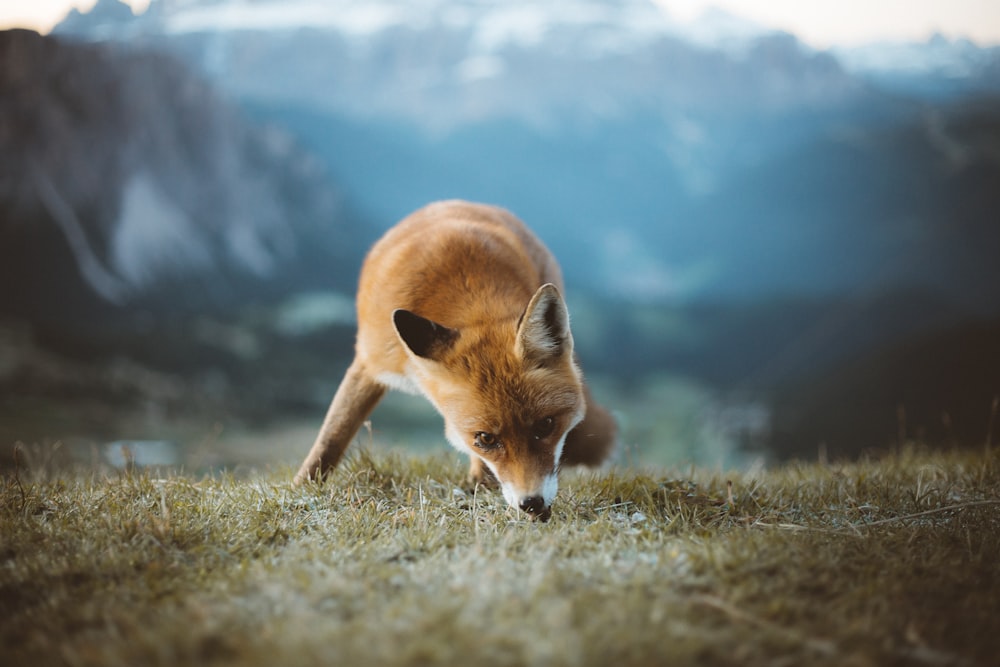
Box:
left=2, top=445, right=998, bottom=666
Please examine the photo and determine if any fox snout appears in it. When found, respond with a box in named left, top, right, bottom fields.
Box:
left=498, top=471, right=559, bottom=522
left=518, top=495, right=552, bottom=522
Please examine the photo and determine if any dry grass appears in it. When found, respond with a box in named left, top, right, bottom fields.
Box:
left=2, top=444, right=999, bottom=667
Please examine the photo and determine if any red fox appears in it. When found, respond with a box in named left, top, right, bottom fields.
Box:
left=295, top=200, right=616, bottom=520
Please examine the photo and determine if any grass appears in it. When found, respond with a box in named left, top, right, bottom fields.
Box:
left=2, top=443, right=999, bottom=667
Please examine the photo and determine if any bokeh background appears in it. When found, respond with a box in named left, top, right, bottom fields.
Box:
left=2, top=0, right=999, bottom=472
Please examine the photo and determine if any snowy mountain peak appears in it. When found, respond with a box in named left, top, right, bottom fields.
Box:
left=834, top=32, right=997, bottom=77
left=53, top=0, right=1000, bottom=123
left=668, top=6, right=770, bottom=53
left=141, top=0, right=675, bottom=43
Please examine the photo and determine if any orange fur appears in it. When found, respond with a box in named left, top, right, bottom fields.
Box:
left=295, top=200, right=616, bottom=519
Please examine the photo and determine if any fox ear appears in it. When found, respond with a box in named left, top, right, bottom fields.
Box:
left=393, top=309, right=458, bottom=360
left=516, top=283, right=573, bottom=363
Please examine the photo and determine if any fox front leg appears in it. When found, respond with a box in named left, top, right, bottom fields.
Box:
left=295, top=359, right=386, bottom=485
left=467, top=455, right=499, bottom=489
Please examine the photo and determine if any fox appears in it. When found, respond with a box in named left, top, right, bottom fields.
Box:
left=294, top=200, right=616, bottom=520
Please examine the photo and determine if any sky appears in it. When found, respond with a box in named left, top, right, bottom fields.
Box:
left=0, top=0, right=998, bottom=48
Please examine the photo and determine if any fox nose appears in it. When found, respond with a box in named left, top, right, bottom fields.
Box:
left=519, top=495, right=550, bottom=521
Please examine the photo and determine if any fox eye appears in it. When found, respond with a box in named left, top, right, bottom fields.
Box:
left=474, top=432, right=501, bottom=451
left=532, top=416, right=556, bottom=440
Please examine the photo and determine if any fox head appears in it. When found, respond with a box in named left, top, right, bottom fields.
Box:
left=392, top=283, right=585, bottom=521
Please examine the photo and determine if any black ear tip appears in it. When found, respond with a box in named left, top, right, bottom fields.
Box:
left=392, top=308, right=457, bottom=359
left=393, top=309, right=430, bottom=335
left=392, top=309, right=424, bottom=341
left=392, top=308, right=412, bottom=326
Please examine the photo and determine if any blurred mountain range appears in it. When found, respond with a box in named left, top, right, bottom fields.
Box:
left=45, top=0, right=1000, bottom=309
left=2, top=0, right=999, bottom=462
left=0, top=26, right=362, bottom=325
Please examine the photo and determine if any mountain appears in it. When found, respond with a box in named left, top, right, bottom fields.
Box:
left=834, top=33, right=1000, bottom=99
left=770, top=319, right=1000, bottom=459
left=0, top=28, right=359, bottom=325
left=54, top=0, right=865, bottom=129
left=11, top=0, right=999, bottom=459
left=36, top=0, right=1000, bottom=318
left=40, top=0, right=1000, bottom=344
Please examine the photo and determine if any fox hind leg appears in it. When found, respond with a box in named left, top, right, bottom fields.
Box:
left=560, top=385, right=617, bottom=467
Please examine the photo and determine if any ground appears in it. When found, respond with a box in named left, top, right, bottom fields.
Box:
left=2, top=444, right=998, bottom=666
